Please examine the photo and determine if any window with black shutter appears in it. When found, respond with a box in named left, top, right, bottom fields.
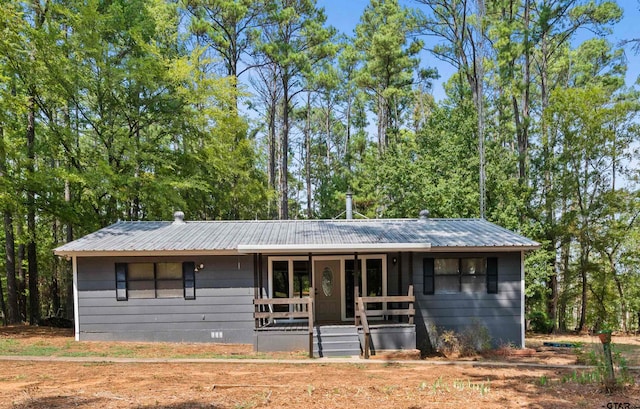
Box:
left=183, top=262, right=196, bottom=300
left=115, top=262, right=196, bottom=300
left=423, top=258, right=434, bottom=295
left=115, top=263, right=128, bottom=301
left=487, top=257, right=498, bottom=294
left=423, top=257, right=498, bottom=295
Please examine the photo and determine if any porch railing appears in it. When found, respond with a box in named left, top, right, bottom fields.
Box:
left=253, top=287, right=315, bottom=358
left=355, top=285, right=415, bottom=359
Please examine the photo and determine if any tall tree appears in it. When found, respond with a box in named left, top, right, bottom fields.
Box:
left=355, top=0, right=423, bottom=154
left=0, top=0, right=24, bottom=324
left=415, top=0, right=487, bottom=217
left=184, top=0, right=264, bottom=110
left=255, top=0, right=336, bottom=219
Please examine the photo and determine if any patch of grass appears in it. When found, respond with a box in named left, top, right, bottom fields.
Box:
left=0, top=339, right=20, bottom=354
left=452, top=378, right=491, bottom=396
left=168, top=352, right=268, bottom=359
left=418, top=376, right=448, bottom=394
left=59, top=350, right=109, bottom=357
left=81, top=362, right=114, bottom=367
left=0, top=374, right=28, bottom=382
left=106, top=346, right=137, bottom=357
left=537, top=375, right=550, bottom=386
left=2, top=340, right=62, bottom=356
left=609, top=342, right=640, bottom=366
left=561, top=370, right=602, bottom=385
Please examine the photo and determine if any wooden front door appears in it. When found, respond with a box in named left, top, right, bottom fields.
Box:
left=314, top=259, right=342, bottom=323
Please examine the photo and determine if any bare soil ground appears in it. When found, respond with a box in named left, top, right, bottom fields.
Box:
left=1, top=326, right=639, bottom=409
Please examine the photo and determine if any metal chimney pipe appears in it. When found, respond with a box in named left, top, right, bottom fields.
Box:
left=346, top=191, right=353, bottom=220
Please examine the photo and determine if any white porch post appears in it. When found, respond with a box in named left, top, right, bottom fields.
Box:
left=72, top=256, right=79, bottom=341
left=520, top=250, right=525, bottom=349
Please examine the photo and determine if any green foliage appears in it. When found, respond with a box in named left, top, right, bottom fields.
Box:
left=0, top=0, right=639, bottom=334
left=354, top=0, right=423, bottom=151
left=527, top=311, right=554, bottom=334
left=571, top=343, right=634, bottom=388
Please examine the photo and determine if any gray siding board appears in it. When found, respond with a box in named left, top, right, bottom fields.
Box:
left=77, top=294, right=251, bottom=307
left=76, top=255, right=256, bottom=343
left=80, top=304, right=252, bottom=316
left=80, top=314, right=253, bottom=326
left=418, top=302, right=521, bottom=314
left=418, top=309, right=521, bottom=319
left=411, top=251, right=523, bottom=347
left=81, top=329, right=252, bottom=343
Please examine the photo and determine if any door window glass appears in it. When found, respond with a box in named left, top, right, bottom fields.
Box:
left=272, top=260, right=289, bottom=312
left=293, top=260, right=310, bottom=298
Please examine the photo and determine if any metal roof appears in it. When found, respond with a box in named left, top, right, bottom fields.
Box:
left=54, top=218, right=540, bottom=256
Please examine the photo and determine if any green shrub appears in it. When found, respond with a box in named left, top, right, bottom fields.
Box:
left=528, top=310, right=553, bottom=333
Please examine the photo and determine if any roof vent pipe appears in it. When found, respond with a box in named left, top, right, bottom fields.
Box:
left=346, top=191, right=353, bottom=220
left=173, top=211, right=185, bottom=224
left=418, top=209, right=429, bottom=221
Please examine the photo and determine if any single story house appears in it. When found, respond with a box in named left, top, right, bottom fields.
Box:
left=54, top=211, right=539, bottom=357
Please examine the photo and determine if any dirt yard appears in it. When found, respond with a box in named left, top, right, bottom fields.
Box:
left=1, top=326, right=639, bottom=408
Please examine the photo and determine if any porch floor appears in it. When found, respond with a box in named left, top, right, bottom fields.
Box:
left=255, top=320, right=413, bottom=331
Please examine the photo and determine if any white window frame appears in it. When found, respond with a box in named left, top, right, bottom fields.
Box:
left=268, top=255, right=387, bottom=322
left=267, top=256, right=310, bottom=300
left=340, top=254, right=387, bottom=321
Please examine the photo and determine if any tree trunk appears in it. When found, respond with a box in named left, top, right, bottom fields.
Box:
left=558, top=240, right=570, bottom=331
left=345, top=93, right=352, bottom=170
left=611, top=256, right=627, bottom=333
left=279, top=75, right=289, bottom=220
left=377, top=92, right=387, bottom=155
left=325, top=94, right=331, bottom=170
left=17, top=224, right=27, bottom=321
left=27, top=92, right=40, bottom=325
left=64, top=88, right=75, bottom=318
left=304, top=93, right=312, bottom=219
left=51, top=220, right=61, bottom=317
left=4, top=210, right=19, bottom=323
left=577, top=247, right=588, bottom=333
left=0, top=273, right=6, bottom=325
left=547, top=265, right=558, bottom=332
left=1, top=123, right=20, bottom=323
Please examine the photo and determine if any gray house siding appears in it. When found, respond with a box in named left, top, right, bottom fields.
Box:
left=75, top=250, right=524, bottom=349
left=76, top=255, right=255, bottom=343
left=412, top=252, right=523, bottom=348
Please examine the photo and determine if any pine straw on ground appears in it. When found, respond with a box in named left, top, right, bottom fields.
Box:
left=1, top=326, right=639, bottom=408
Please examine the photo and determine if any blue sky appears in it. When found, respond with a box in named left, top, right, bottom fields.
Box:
left=317, top=0, right=640, bottom=100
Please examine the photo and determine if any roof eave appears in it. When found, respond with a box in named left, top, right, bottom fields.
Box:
left=54, top=243, right=541, bottom=258
left=426, top=245, right=541, bottom=253
left=52, top=249, right=239, bottom=258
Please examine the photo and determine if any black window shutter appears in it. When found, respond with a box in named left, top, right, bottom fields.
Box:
left=487, top=257, right=498, bottom=294
left=183, top=262, right=196, bottom=300
left=115, top=263, right=128, bottom=301
left=423, top=258, right=434, bottom=295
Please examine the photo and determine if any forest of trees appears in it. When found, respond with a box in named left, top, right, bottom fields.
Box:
left=0, top=0, right=639, bottom=335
